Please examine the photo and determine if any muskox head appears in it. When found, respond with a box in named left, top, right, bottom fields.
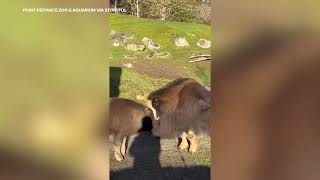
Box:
left=146, top=78, right=211, bottom=137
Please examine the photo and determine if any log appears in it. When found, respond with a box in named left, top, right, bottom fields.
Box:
left=189, top=57, right=211, bottom=63
left=188, top=54, right=211, bottom=59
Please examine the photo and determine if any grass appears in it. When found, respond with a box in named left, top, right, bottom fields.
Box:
left=180, top=135, right=211, bottom=167
left=110, top=67, right=171, bottom=104
left=109, top=13, right=211, bottom=86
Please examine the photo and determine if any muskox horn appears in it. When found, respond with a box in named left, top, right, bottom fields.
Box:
left=146, top=100, right=159, bottom=120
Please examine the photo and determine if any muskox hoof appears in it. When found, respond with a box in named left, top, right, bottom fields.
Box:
left=189, top=147, right=197, bottom=153
left=178, top=141, right=189, bottom=150
left=114, top=151, right=124, bottom=161
left=189, top=144, right=198, bottom=153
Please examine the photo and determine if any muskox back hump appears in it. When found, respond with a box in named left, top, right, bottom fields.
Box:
left=148, top=78, right=211, bottom=137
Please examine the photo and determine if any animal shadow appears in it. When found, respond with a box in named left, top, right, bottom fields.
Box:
left=111, top=118, right=210, bottom=180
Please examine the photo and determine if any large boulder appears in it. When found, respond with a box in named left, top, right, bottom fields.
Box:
left=112, top=36, right=125, bottom=47
left=197, top=39, right=211, bottom=48
left=122, top=63, right=133, bottom=68
left=120, top=32, right=134, bottom=39
left=109, top=30, right=135, bottom=47
left=109, top=30, right=117, bottom=39
left=142, top=37, right=160, bottom=50
left=175, top=37, right=189, bottom=47
left=125, top=43, right=145, bottom=52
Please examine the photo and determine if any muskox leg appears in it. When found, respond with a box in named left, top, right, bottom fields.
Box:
left=120, top=136, right=127, bottom=157
left=113, top=133, right=125, bottom=161
left=178, top=131, right=189, bottom=150
left=187, top=130, right=198, bottom=153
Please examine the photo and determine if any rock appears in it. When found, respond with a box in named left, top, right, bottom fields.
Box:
left=122, top=63, right=133, bottom=68
left=146, top=51, right=155, bottom=58
left=112, top=37, right=125, bottom=46
left=109, top=30, right=135, bottom=46
left=175, top=37, right=189, bottom=47
left=197, top=39, right=211, bottom=48
left=125, top=43, right=145, bottom=52
left=142, top=37, right=160, bottom=50
left=109, top=30, right=117, bottom=39
left=110, top=32, right=126, bottom=46
left=120, top=32, right=134, bottom=39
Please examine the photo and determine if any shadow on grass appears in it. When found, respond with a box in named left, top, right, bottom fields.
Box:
left=111, top=130, right=210, bottom=180
left=110, top=66, right=122, bottom=97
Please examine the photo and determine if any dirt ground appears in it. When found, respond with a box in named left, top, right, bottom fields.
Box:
left=131, top=61, right=189, bottom=79
left=109, top=132, right=211, bottom=180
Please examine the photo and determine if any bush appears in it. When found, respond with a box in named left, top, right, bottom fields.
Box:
left=169, top=2, right=197, bottom=23
left=194, top=4, right=211, bottom=24
left=114, top=0, right=211, bottom=24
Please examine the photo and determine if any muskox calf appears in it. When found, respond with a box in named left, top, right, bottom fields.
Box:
left=147, top=78, right=211, bottom=152
left=109, top=98, right=153, bottom=161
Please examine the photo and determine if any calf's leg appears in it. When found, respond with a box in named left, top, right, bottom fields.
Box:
left=178, top=131, right=189, bottom=150
left=120, top=136, right=127, bottom=157
left=187, top=130, right=198, bottom=153
left=113, top=133, right=125, bottom=161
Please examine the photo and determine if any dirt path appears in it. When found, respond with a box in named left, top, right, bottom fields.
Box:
left=109, top=132, right=210, bottom=180
left=132, top=61, right=189, bottom=79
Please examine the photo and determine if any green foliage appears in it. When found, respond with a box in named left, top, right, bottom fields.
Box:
left=169, top=1, right=196, bottom=23
left=114, top=0, right=211, bottom=24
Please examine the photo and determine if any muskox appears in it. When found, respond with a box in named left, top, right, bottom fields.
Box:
left=213, top=30, right=320, bottom=180
left=146, top=78, right=211, bottom=152
left=109, top=98, right=153, bottom=161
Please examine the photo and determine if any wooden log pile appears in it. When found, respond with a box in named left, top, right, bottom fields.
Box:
left=188, top=54, right=212, bottom=63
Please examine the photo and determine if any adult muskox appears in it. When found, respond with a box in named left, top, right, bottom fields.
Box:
left=109, top=98, right=153, bottom=161
left=213, top=30, right=320, bottom=180
left=146, top=78, right=211, bottom=152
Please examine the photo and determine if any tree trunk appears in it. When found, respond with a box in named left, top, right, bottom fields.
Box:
left=136, top=0, right=139, bottom=18
left=114, top=0, right=117, bottom=13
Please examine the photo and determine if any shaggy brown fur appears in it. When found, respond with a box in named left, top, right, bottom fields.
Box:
left=146, top=78, right=211, bottom=152
left=213, top=30, right=320, bottom=180
left=109, top=98, right=153, bottom=161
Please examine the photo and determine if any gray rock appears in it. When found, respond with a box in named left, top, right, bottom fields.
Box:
left=109, top=30, right=126, bottom=46
left=125, top=43, right=145, bottom=52
left=142, top=37, right=160, bottom=50
left=109, top=30, right=135, bottom=46
left=112, top=37, right=125, bottom=47
left=197, top=39, right=211, bottom=48
left=175, top=37, right=189, bottom=47
left=146, top=51, right=155, bottom=58
left=109, top=30, right=117, bottom=39
left=121, top=32, right=134, bottom=39
left=122, top=63, right=133, bottom=68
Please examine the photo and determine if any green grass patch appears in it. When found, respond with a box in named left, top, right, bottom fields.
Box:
left=110, top=67, right=171, bottom=103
